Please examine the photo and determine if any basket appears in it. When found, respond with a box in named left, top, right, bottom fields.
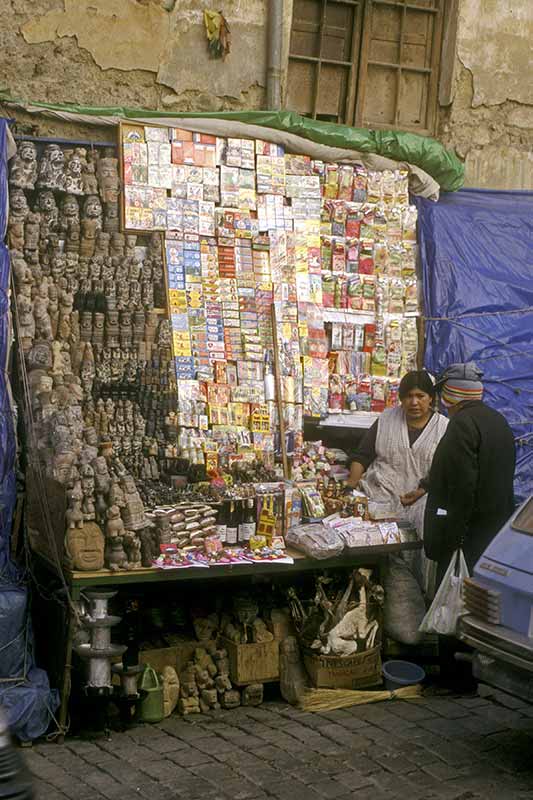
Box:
left=303, top=644, right=382, bottom=690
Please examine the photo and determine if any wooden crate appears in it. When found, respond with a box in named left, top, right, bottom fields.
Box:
left=221, top=637, right=279, bottom=686
left=140, top=639, right=213, bottom=676
left=303, top=645, right=382, bottom=690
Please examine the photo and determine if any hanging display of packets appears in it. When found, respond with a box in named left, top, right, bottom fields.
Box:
left=120, top=122, right=420, bottom=477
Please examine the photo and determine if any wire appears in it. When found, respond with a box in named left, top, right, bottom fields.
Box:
left=11, top=278, right=79, bottom=624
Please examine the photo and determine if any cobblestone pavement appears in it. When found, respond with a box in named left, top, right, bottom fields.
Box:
left=27, top=687, right=533, bottom=800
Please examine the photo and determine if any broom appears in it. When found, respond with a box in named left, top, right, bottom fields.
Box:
left=298, top=683, right=422, bottom=712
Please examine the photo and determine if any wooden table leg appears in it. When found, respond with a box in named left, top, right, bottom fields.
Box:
left=57, top=607, right=75, bottom=744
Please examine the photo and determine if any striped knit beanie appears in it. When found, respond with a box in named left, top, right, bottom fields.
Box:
left=438, top=362, right=484, bottom=407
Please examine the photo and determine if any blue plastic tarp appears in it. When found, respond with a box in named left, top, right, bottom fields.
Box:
left=0, top=120, right=58, bottom=741
left=416, top=188, right=533, bottom=503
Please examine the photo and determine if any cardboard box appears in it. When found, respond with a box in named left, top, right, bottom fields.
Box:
left=221, top=637, right=279, bottom=686
left=140, top=639, right=213, bottom=676
left=303, top=645, right=382, bottom=690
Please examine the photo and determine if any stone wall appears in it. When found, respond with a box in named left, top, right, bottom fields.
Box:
left=2, top=0, right=533, bottom=189
left=437, top=0, right=533, bottom=189
left=1, top=0, right=283, bottom=140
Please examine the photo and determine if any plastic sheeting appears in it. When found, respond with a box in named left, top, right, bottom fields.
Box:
left=416, top=188, right=533, bottom=503
left=0, top=585, right=28, bottom=679
left=0, top=668, right=59, bottom=742
left=0, top=119, right=58, bottom=741
left=0, top=580, right=59, bottom=741
left=2, top=96, right=464, bottom=192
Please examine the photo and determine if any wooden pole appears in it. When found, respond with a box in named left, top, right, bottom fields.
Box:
left=58, top=610, right=75, bottom=744
left=271, top=304, right=290, bottom=479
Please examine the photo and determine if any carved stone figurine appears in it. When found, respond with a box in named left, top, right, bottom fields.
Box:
left=120, top=474, right=146, bottom=530
left=8, top=189, right=29, bottom=250
left=16, top=294, right=35, bottom=352
left=103, top=201, right=120, bottom=234
left=35, top=190, right=59, bottom=230
left=9, top=140, right=38, bottom=190
left=58, top=194, right=80, bottom=234
left=242, top=683, right=264, bottom=707
left=138, top=525, right=157, bottom=567
left=96, top=155, right=120, bottom=203
left=64, top=521, right=105, bottom=572
left=82, top=194, right=103, bottom=229
left=64, top=151, right=84, bottom=195
left=105, top=537, right=129, bottom=572
left=279, top=636, right=308, bottom=705
left=24, top=211, right=41, bottom=253
left=37, top=143, right=66, bottom=191
left=123, top=530, right=142, bottom=570
left=106, top=504, right=125, bottom=540
left=65, top=483, right=84, bottom=530
left=92, top=456, right=111, bottom=495
left=82, top=154, right=98, bottom=195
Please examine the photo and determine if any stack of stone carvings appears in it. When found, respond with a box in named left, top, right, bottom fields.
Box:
left=8, top=140, right=176, bottom=573
left=179, top=644, right=263, bottom=715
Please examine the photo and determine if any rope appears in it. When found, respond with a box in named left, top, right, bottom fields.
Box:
left=11, top=279, right=79, bottom=625
left=425, top=306, right=533, bottom=321
left=44, top=697, right=70, bottom=741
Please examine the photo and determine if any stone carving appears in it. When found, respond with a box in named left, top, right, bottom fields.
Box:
left=123, top=530, right=142, bottom=569
left=64, top=151, right=84, bottom=195
left=65, top=521, right=105, bottom=571
left=36, top=144, right=66, bottom=191
left=58, top=194, right=80, bottom=234
left=138, top=526, right=157, bottom=567
left=242, top=683, right=264, bottom=707
left=17, top=294, right=35, bottom=352
left=82, top=154, right=98, bottom=195
left=9, top=141, right=38, bottom=190
left=35, top=190, right=58, bottom=230
left=82, top=194, right=103, bottom=229
left=96, top=155, right=120, bottom=203
left=279, top=636, right=308, bottom=705
left=24, top=211, right=41, bottom=253
left=120, top=474, right=146, bottom=530
left=161, top=666, right=180, bottom=717
left=8, top=189, right=29, bottom=250
left=103, top=201, right=119, bottom=233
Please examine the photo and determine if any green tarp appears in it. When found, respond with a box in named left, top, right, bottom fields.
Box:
left=2, top=97, right=464, bottom=192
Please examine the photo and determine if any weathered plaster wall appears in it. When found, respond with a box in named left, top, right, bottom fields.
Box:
left=0, top=0, right=274, bottom=137
left=438, top=0, right=533, bottom=189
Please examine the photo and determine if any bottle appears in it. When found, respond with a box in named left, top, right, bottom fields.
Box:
left=226, top=499, right=238, bottom=545
left=216, top=500, right=227, bottom=543
left=237, top=498, right=246, bottom=543
left=240, top=497, right=256, bottom=543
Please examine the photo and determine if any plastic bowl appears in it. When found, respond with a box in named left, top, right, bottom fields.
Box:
left=382, top=659, right=426, bottom=691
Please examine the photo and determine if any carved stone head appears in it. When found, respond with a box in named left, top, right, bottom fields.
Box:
left=65, top=522, right=105, bottom=571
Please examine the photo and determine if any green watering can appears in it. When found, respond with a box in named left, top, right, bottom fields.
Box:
left=138, top=665, right=164, bottom=723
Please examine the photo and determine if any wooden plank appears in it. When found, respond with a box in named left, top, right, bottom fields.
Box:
left=438, top=0, right=458, bottom=107
left=64, top=541, right=422, bottom=589
left=271, top=305, right=290, bottom=479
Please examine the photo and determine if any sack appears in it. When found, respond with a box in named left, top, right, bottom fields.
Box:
left=418, top=549, right=469, bottom=637
left=383, top=555, right=426, bottom=646
left=285, top=523, right=344, bottom=560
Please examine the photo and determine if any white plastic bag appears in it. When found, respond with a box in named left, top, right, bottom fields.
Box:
left=418, top=549, right=469, bottom=637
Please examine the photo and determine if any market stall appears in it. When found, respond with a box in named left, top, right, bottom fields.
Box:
left=4, top=106, right=463, bottom=735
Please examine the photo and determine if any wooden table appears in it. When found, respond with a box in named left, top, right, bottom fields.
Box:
left=41, top=540, right=421, bottom=740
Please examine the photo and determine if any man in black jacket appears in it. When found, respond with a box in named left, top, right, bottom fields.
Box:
left=424, top=362, right=516, bottom=689
left=424, top=362, right=516, bottom=576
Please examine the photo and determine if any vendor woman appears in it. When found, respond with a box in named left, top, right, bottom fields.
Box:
left=347, top=370, right=448, bottom=534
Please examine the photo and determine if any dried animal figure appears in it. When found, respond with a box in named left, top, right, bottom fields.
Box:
left=321, top=569, right=380, bottom=656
